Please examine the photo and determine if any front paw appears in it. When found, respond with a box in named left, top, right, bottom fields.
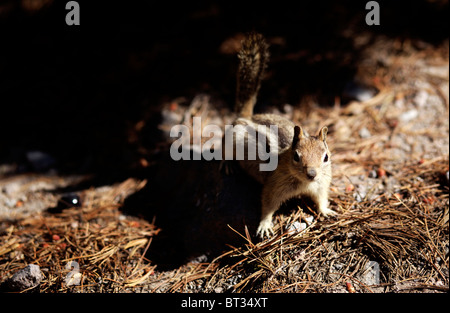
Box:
left=256, top=219, right=274, bottom=239
left=319, top=207, right=337, bottom=217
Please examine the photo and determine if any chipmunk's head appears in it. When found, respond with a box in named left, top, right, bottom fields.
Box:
left=290, top=125, right=331, bottom=181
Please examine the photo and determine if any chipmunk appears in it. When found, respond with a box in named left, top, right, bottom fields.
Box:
left=231, top=32, right=335, bottom=238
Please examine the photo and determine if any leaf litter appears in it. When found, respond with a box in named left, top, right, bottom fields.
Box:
left=0, top=36, right=449, bottom=293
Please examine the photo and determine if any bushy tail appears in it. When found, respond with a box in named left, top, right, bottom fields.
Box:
left=235, top=32, right=270, bottom=119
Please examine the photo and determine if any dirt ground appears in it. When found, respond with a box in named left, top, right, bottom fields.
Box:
left=0, top=2, right=448, bottom=293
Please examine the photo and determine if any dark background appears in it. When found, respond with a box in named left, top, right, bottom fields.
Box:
left=0, top=0, right=448, bottom=174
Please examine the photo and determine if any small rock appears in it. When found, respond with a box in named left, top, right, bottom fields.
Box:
left=343, top=81, right=376, bottom=102
left=360, top=261, right=380, bottom=286
left=359, top=127, right=371, bottom=139
left=394, top=97, right=405, bottom=109
left=399, top=109, right=418, bottom=123
left=413, top=90, right=428, bottom=107
left=286, top=221, right=306, bottom=233
left=299, top=222, right=307, bottom=231
left=304, top=215, right=314, bottom=225
left=7, top=264, right=43, bottom=291
left=355, top=186, right=367, bottom=202
left=332, top=262, right=344, bottom=271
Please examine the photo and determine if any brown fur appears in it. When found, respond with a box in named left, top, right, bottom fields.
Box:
left=232, top=33, right=334, bottom=238
left=235, top=32, right=270, bottom=119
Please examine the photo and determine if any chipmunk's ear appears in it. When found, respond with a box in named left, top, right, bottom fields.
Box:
left=319, top=126, right=328, bottom=142
left=293, top=125, right=304, bottom=148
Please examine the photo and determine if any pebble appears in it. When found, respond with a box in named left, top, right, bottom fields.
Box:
left=394, top=97, right=405, bottom=109
left=413, top=90, right=428, bottom=107
left=286, top=221, right=307, bottom=233
left=355, top=187, right=367, bottom=202
left=332, top=263, right=344, bottom=271
left=343, top=81, right=376, bottom=102
left=359, top=127, right=371, bottom=139
left=360, top=261, right=380, bottom=286
left=7, top=264, right=43, bottom=291
left=399, top=109, right=418, bottom=122
left=304, top=215, right=314, bottom=225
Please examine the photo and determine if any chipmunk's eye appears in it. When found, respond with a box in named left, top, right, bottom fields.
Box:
left=294, top=151, right=300, bottom=162
left=323, top=153, right=329, bottom=163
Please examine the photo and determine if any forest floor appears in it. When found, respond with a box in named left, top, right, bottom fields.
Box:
left=0, top=34, right=448, bottom=293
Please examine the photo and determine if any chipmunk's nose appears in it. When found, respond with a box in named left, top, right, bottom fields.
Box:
left=306, top=168, right=317, bottom=180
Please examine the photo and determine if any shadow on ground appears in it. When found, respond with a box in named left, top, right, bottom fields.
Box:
left=120, top=152, right=261, bottom=270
